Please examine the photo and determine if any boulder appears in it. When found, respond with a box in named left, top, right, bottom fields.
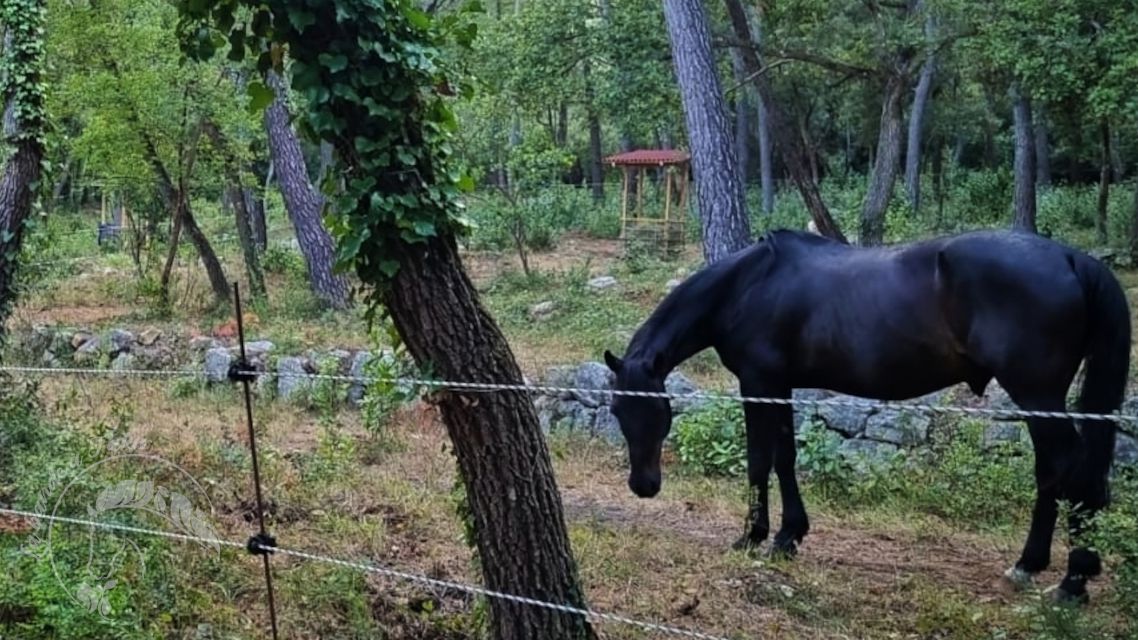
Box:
left=277, top=357, right=314, bottom=401
left=138, top=328, right=162, bottom=346
left=587, top=276, right=617, bottom=292
left=111, top=353, right=136, bottom=372
left=529, top=301, right=557, bottom=321
left=190, top=336, right=220, bottom=354
left=347, top=351, right=372, bottom=406
left=593, top=405, right=621, bottom=440
left=664, top=371, right=704, bottom=414
left=817, top=400, right=871, bottom=437
left=983, top=423, right=1022, bottom=450
left=1116, top=432, right=1138, bottom=467
left=571, top=362, right=614, bottom=408
left=865, top=409, right=932, bottom=446
left=204, top=348, right=233, bottom=383
left=838, top=438, right=899, bottom=466
left=109, top=329, right=135, bottom=356
left=71, top=331, right=94, bottom=350
left=72, top=336, right=103, bottom=366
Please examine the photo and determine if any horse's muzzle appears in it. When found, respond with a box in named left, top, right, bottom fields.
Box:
left=629, top=473, right=661, bottom=498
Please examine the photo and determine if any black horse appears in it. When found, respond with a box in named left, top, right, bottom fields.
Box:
left=603, top=228, right=1131, bottom=603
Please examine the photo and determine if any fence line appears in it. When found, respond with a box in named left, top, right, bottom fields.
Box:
left=0, top=507, right=734, bottom=640
left=3, top=364, right=1138, bottom=430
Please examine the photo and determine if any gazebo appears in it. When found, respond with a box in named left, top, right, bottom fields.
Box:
left=603, top=149, right=691, bottom=257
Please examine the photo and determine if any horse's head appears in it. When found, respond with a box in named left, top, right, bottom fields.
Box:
left=604, top=349, right=672, bottom=498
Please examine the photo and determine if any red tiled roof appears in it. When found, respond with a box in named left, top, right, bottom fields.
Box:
left=603, top=149, right=691, bottom=166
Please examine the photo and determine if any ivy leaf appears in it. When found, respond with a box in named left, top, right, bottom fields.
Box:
left=456, top=174, right=475, bottom=192
left=413, top=220, right=437, bottom=237
left=287, top=8, right=315, bottom=33
left=245, top=81, right=275, bottom=114
left=318, top=53, right=349, bottom=73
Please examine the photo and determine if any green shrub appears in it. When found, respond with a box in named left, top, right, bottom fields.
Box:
left=671, top=400, right=746, bottom=477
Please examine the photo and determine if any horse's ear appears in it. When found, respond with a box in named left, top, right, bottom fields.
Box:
left=603, top=350, right=624, bottom=374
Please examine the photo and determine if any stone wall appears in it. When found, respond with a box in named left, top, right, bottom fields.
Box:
left=535, top=361, right=1138, bottom=469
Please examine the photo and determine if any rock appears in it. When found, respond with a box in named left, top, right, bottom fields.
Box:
left=587, top=276, right=617, bottom=292
left=40, top=350, right=59, bottom=368
left=71, top=332, right=94, bottom=350
left=347, top=351, right=373, bottom=406
left=111, top=353, right=136, bottom=372
left=1116, top=433, right=1138, bottom=466
left=72, top=336, right=103, bottom=366
left=244, top=341, right=275, bottom=358
left=529, top=301, right=557, bottom=321
left=817, top=399, right=871, bottom=437
left=838, top=439, right=899, bottom=466
left=327, top=349, right=353, bottom=374
left=49, top=331, right=74, bottom=357
left=190, top=336, right=220, bottom=354
left=593, top=405, right=621, bottom=440
left=109, top=329, right=135, bottom=356
left=138, top=328, right=162, bottom=346
left=792, top=389, right=832, bottom=432
left=865, top=409, right=932, bottom=446
left=982, top=380, right=1018, bottom=416
left=665, top=371, right=704, bottom=414
left=204, top=348, right=233, bottom=383
left=665, top=279, right=682, bottom=293
left=277, top=357, right=314, bottom=401
left=544, top=365, right=578, bottom=399
left=134, top=345, right=175, bottom=370
left=571, top=362, right=614, bottom=408
left=983, top=423, right=1022, bottom=450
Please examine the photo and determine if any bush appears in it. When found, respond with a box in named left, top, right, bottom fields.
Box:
left=671, top=400, right=746, bottom=477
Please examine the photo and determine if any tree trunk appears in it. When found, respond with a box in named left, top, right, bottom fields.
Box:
left=1096, top=119, right=1110, bottom=245
left=860, top=74, right=907, bottom=246
left=0, top=2, right=46, bottom=346
left=203, top=120, right=266, bottom=300
left=731, top=48, right=751, bottom=186
left=724, top=0, right=846, bottom=241
left=1129, top=174, right=1138, bottom=266
left=1034, top=113, right=1051, bottom=190
left=244, top=187, right=267, bottom=252
left=663, top=0, right=752, bottom=263
left=931, top=136, right=946, bottom=228
left=264, top=70, right=351, bottom=309
left=582, top=61, right=604, bottom=203
left=181, top=202, right=231, bottom=303
left=757, top=95, right=775, bottom=214
left=0, top=136, right=43, bottom=346
left=904, top=19, right=936, bottom=215
left=378, top=233, right=594, bottom=640
left=141, top=126, right=230, bottom=307
left=159, top=203, right=184, bottom=307
left=1010, top=83, right=1037, bottom=233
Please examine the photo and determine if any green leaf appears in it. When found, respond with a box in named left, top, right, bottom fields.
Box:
left=318, top=53, right=349, bottom=73
left=456, top=174, right=476, bottom=193
left=412, top=220, right=437, bottom=237
left=246, top=82, right=274, bottom=113
left=287, top=8, right=315, bottom=33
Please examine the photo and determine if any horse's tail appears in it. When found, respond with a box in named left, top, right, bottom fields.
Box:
left=1070, top=250, right=1131, bottom=487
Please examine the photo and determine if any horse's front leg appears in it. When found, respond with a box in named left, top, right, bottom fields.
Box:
left=732, top=399, right=776, bottom=552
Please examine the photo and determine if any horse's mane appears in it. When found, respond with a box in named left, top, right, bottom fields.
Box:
left=624, top=233, right=788, bottom=362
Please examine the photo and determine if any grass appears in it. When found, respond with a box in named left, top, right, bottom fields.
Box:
left=4, top=176, right=1138, bottom=639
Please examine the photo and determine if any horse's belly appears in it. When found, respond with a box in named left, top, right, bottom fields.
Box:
left=793, top=344, right=977, bottom=401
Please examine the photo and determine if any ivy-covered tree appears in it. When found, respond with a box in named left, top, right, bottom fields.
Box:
left=176, top=2, right=595, bottom=639
left=0, top=0, right=47, bottom=346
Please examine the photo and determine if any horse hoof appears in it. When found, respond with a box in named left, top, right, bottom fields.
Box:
left=1002, top=566, right=1036, bottom=591
left=766, top=540, right=798, bottom=560
left=1049, top=584, right=1089, bottom=606
left=731, top=535, right=761, bottom=553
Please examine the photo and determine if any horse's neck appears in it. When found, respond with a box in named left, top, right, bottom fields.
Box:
left=629, top=286, right=717, bottom=373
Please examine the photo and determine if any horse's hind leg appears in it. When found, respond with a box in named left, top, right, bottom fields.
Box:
left=770, top=412, right=809, bottom=557
left=1000, top=391, right=1082, bottom=593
